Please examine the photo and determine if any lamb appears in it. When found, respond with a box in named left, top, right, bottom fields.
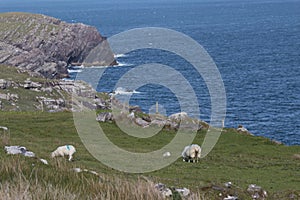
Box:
left=51, top=145, right=76, bottom=161
left=181, top=144, right=201, bottom=163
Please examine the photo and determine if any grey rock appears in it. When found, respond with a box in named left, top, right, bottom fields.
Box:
left=154, top=183, right=172, bottom=198
left=135, top=118, right=150, bottom=128
left=164, top=120, right=179, bottom=130
left=96, top=112, right=113, bottom=122
left=0, top=12, right=116, bottom=78
left=37, top=96, right=65, bottom=111
left=4, top=145, right=35, bottom=157
left=175, top=188, right=190, bottom=197
left=169, top=112, right=189, bottom=121
left=247, top=184, right=267, bottom=199
left=150, top=119, right=166, bottom=127
left=224, top=195, right=238, bottom=200
left=23, top=79, right=42, bottom=89
left=41, top=87, right=53, bottom=93
left=0, top=93, right=18, bottom=101
left=0, top=93, right=7, bottom=100
left=0, top=79, right=8, bottom=89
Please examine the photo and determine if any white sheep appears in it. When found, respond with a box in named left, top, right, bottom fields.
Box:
left=51, top=145, right=76, bottom=161
left=181, top=144, right=201, bottom=163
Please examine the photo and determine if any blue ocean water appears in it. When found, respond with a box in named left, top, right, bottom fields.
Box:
left=1, top=0, right=299, bottom=145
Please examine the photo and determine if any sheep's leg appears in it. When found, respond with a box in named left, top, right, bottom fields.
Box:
left=68, top=155, right=72, bottom=161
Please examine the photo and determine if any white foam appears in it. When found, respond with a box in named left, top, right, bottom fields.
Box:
left=67, top=69, right=82, bottom=73
left=116, top=62, right=132, bottom=67
left=114, top=54, right=127, bottom=58
left=71, top=65, right=84, bottom=69
left=114, top=87, right=140, bottom=95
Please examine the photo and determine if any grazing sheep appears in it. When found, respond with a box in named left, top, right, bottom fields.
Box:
left=181, top=144, right=201, bottom=163
left=51, top=145, right=76, bottom=161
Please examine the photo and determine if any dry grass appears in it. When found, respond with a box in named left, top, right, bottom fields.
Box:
left=1, top=130, right=10, bottom=146
left=0, top=154, right=167, bottom=200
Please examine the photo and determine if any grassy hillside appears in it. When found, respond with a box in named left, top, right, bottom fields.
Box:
left=0, top=111, right=299, bottom=199
left=0, top=65, right=299, bottom=199
left=0, top=12, right=61, bottom=42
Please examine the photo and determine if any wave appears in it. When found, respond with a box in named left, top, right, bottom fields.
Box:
left=113, top=87, right=141, bottom=95
left=70, top=65, right=84, bottom=69
left=67, top=69, right=82, bottom=73
left=114, top=54, right=127, bottom=58
left=116, top=62, right=132, bottom=67
left=88, top=63, right=132, bottom=68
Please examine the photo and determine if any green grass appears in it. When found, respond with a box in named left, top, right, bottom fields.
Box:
left=0, top=111, right=299, bottom=199
left=0, top=12, right=62, bottom=42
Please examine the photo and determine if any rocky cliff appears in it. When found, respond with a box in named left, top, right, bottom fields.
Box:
left=0, top=12, right=116, bottom=78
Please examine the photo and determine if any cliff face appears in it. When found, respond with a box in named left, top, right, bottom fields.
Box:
left=0, top=12, right=115, bottom=78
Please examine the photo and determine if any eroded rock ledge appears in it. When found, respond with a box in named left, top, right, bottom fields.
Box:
left=0, top=12, right=115, bottom=78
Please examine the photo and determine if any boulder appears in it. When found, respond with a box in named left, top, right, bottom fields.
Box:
left=175, top=187, right=190, bottom=197
left=237, top=125, right=248, bottom=132
left=150, top=118, right=167, bottom=127
left=0, top=79, right=8, bottom=89
left=154, top=183, right=172, bottom=198
left=96, top=112, right=113, bottom=122
left=223, top=195, right=238, bottom=200
left=134, top=118, right=150, bottom=128
left=169, top=112, right=189, bottom=121
left=4, top=145, right=35, bottom=157
left=0, top=93, right=7, bottom=100
left=247, top=184, right=267, bottom=199
left=37, top=96, right=65, bottom=111
left=23, top=79, right=42, bottom=90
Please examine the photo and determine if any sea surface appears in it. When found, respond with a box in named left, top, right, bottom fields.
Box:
left=1, top=0, right=299, bottom=145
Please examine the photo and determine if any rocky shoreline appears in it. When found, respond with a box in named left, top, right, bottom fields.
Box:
left=0, top=12, right=116, bottom=79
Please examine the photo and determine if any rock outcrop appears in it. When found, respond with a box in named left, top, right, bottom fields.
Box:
left=0, top=12, right=116, bottom=78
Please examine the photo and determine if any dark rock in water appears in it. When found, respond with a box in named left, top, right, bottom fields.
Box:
left=0, top=12, right=116, bottom=78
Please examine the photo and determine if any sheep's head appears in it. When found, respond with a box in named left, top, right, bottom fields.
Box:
left=196, top=147, right=201, bottom=158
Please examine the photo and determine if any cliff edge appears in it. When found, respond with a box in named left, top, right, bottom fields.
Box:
left=0, top=12, right=116, bottom=78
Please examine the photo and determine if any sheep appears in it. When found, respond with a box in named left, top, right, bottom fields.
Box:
left=51, top=145, right=76, bottom=161
left=181, top=144, right=201, bottom=163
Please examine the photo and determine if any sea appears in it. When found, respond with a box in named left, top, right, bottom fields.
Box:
left=1, top=0, right=299, bottom=145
